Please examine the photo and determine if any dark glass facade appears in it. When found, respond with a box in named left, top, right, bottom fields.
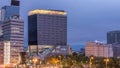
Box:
left=107, top=31, right=120, bottom=44
left=28, top=15, right=37, bottom=45
left=11, top=0, right=20, bottom=6
left=28, top=10, right=67, bottom=46
left=1, top=6, right=19, bottom=21
left=113, top=45, right=120, bottom=58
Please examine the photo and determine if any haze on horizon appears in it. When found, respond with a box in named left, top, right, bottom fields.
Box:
left=0, top=0, right=120, bottom=50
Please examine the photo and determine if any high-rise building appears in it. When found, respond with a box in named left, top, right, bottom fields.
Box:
left=2, top=15, right=24, bottom=64
left=112, top=44, right=120, bottom=58
left=85, top=42, right=113, bottom=57
left=107, top=31, right=120, bottom=44
left=0, top=0, right=23, bottom=65
left=28, top=9, right=68, bottom=56
left=1, top=0, right=19, bottom=21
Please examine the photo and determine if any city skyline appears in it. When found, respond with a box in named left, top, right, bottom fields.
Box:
left=0, top=0, right=120, bottom=68
left=0, top=0, right=120, bottom=50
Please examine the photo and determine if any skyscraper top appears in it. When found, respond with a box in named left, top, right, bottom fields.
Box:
left=28, top=9, right=67, bottom=16
left=107, top=30, right=120, bottom=44
left=11, top=0, right=20, bottom=6
left=107, top=30, right=120, bottom=33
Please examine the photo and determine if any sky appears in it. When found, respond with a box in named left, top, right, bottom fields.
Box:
left=0, top=0, right=120, bottom=50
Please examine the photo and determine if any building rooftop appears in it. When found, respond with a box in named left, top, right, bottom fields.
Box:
left=28, top=9, right=67, bottom=16
left=86, top=41, right=112, bottom=46
left=107, top=30, right=120, bottom=33
left=11, top=0, right=20, bottom=6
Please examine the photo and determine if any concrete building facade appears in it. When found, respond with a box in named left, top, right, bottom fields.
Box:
left=0, top=0, right=23, bottom=65
left=85, top=42, right=113, bottom=57
left=2, top=15, right=24, bottom=64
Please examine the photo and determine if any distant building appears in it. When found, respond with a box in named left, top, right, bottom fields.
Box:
left=28, top=9, right=68, bottom=57
left=2, top=15, right=24, bottom=64
left=85, top=42, right=113, bottom=57
left=112, top=44, right=120, bottom=58
left=107, top=30, right=120, bottom=44
left=79, top=48, right=85, bottom=55
left=74, top=48, right=85, bottom=55
left=67, top=45, right=72, bottom=55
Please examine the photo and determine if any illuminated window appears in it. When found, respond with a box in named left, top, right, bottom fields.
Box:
left=11, top=27, right=20, bottom=33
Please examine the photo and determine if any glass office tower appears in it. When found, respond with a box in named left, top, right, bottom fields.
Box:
left=1, top=0, right=19, bottom=21
left=1, top=6, right=19, bottom=21
left=107, top=31, right=120, bottom=44
left=28, top=9, right=68, bottom=57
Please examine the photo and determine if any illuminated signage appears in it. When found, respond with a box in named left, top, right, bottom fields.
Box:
left=29, top=9, right=67, bottom=16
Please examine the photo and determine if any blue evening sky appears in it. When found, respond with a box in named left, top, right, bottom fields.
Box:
left=0, top=0, right=120, bottom=50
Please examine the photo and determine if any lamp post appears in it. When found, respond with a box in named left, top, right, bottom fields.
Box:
left=59, top=55, right=62, bottom=68
left=89, top=56, right=94, bottom=68
left=104, top=58, right=109, bottom=68
left=32, top=58, right=38, bottom=68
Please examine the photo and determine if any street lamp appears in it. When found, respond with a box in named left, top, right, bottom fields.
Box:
left=104, top=58, right=109, bottom=68
left=32, top=58, right=38, bottom=68
left=58, top=55, right=62, bottom=68
left=89, top=56, right=94, bottom=68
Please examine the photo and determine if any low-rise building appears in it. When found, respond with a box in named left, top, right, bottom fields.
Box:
left=67, top=45, right=72, bottom=55
left=85, top=42, right=113, bottom=57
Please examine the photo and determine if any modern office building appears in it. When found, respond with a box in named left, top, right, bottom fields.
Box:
left=2, top=15, right=24, bottom=64
left=28, top=9, right=68, bottom=57
left=107, top=31, right=120, bottom=44
left=1, top=0, right=19, bottom=21
left=85, top=42, right=113, bottom=57
left=0, top=0, right=23, bottom=64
